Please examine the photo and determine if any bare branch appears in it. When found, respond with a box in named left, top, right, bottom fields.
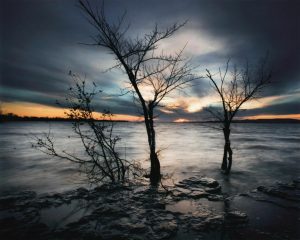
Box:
left=78, top=0, right=194, bottom=185
left=33, top=77, right=143, bottom=184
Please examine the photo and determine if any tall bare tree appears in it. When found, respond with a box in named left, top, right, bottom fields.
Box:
left=205, top=59, right=271, bottom=174
left=78, top=0, right=195, bottom=185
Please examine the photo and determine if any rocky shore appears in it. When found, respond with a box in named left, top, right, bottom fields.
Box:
left=1, top=176, right=299, bottom=240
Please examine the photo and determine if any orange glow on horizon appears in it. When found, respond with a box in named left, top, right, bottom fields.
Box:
left=2, top=102, right=67, bottom=118
left=2, top=102, right=299, bottom=122
left=173, top=118, right=190, bottom=123
left=2, top=102, right=142, bottom=122
left=241, top=114, right=300, bottom=120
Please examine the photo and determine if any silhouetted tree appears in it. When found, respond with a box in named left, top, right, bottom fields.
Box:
left=205, top=58, right=271, bottom=174
left=33, top=76, right=142, bottom=184
left=79, top=0, right=195, bottom=185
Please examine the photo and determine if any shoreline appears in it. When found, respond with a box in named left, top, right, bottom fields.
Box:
left=1, top=176, right=299, bottom=240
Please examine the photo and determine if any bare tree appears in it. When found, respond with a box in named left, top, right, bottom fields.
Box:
left=205, top=58, right=271, bottom=174
left=33, top=76, right=142, bottom=184
left=78, top=0, right=195, bottom=185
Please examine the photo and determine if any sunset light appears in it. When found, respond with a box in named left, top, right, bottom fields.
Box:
left=2, top=102, right=142, bottom=121
left=241, top=114, right=300, bottom=120
left=174, top=118, right=190, bottom=123
left=1, top=1, right=299, bottom=239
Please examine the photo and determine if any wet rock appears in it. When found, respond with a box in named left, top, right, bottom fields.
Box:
left=205, top=185, right=222, bottom=194
left=207, top=194, right=223, bottom=201
left=197, top=177, right=220, bottom=188
left=175, top=183, right=186, bottom=188
left=153, top=220, right=178, bottom=239
left=226, top=211, right=248, bottom=224
left=160, top=220, right=178, bottom=231
left=59, top=187, right=90, bottom=201
left=257, top=185, right=300, bottom=201
left=293, top=177, right=300, bottom=184
left=3, top=177, right=300, bottom=240
left=74, top=187, right=89, bottom=198
left=0, top=178, right=246, bottom=240
left=162, top=213, right=175, bottom=221
left=257, top=186, right=287, bottom=197
left=277, top=182, right=297, bottom=190
left=30, top=198, right=54, bottom=208
left=102, top=232, right=130, bottom=240
left=23, top=222, right=49, bottom=234
left=243, top=181, right=300, bottom=212
left=172, top=191, right=186, bottom=198
left=190, top=215, right=223, bottom=231
left=128, top=223, right=148, bottom=233
left=190, top=190, right=209, bottom=199
left=144, top=202, right=165, bottom=209
left=205, top=215, right=224, bottom=229
left=177, top=188, right=192, bottom=195
left=172, top=189, right=192, bottom=198
left=191, top=222, right=206, bottom=231
left=178, top=177, right=220, bottom=189
left=227, top=210, right=247, bottom=219
left=0, top=214, right=49, bottom=240
left=109, top=221, right=147, bottom=234
left=0, top=191, right=36, bottom=210
left=93, top=205, right=129, bottom=217
left=239, top=193, right=250, bottom=197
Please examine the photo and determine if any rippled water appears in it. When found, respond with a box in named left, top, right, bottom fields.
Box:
left=0, top=122, right=299, bottom=194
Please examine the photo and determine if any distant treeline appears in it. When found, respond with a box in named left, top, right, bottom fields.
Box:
left=232, top=119, right=300, bottom=124
left=183, top=119, right=300, bottom=124
left=0, top=113, right=299, bottom=124
left=0, top=113, right=128, bottom=122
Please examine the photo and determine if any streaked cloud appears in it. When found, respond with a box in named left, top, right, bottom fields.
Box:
left=1, top=0, right=299, bottom=121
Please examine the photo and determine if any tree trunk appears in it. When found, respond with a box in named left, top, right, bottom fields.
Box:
left=147, top=107, right=161, bottom=186
left=222, top=127, right=232, bottom=174
left=150, top=150, right=160, bottom=186
left=127, top=77, right=161, bottom=186
left=221, top=144, right=228, bottom=170
left=226, top=143, right=233, bottom=174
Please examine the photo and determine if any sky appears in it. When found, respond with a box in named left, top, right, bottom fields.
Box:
left=1, top=0, right=300, bottom=121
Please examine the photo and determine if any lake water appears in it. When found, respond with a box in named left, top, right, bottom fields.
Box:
left=0, top=122, right=299, bottom=194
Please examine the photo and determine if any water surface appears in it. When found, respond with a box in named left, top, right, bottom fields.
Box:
left=0, top=122, right=299, bottom=194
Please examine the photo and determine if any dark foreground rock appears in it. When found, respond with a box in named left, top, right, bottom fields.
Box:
left=226, top=179, right=300, bottom=240
left=0, top=177, right=299, bottom=240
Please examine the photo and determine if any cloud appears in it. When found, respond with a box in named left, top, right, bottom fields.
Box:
left=239, top=99, right=300, bottom=117
left=1, top=0, right=299, bottom=119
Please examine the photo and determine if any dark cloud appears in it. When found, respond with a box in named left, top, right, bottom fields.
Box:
left=191, top=0, right=300, bottom=96
left=1, top=0, right=299, bottom=119
left=239, top=99, right=300, bottom=117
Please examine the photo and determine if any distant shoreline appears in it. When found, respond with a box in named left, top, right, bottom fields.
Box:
left=0, top=114, right=129, bottom=123
left=190, top=119, right=300, bottom=124
left=1, top=114, right=299, bottom=124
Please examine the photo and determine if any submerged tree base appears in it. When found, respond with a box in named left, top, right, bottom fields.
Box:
left=0, top=177, right=299, bottom=240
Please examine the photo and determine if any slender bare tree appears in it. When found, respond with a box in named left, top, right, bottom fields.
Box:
left=78, top=0, right=195, bottom=185
left=33, top=76, right=142, bottom=184
left=205, top=58, right=271, bottom=174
